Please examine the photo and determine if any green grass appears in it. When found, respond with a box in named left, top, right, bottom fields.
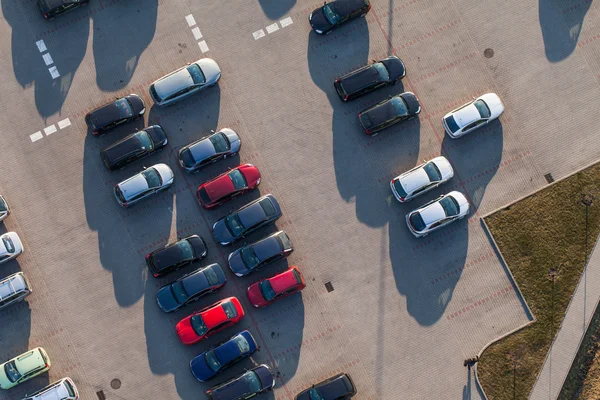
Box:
left=478, top=163, right=600, bottom=399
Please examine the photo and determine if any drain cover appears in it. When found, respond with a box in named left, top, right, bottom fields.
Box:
left=484, top=48, right=494, bottom=58
left=96, top=391, right=106, bottom=400
left=325, top=281, right=334, bottom=292
left=111, top=379, right=121, bottom=389
left=544, top=173, right=554, bottom=184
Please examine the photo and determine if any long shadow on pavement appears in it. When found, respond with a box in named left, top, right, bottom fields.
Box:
left=539, top=0, right=592, bottom=62
left=258, top=0, right=296, bottom=20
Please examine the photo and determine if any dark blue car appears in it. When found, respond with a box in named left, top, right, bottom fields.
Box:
left=190, top=330, right=258, bottom=382
left=206, top=364, right=275, bottom=400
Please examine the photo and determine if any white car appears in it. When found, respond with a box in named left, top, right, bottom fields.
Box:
left=0, top=232, right=23, bottom=264
left=390, top=156, right=454, bottom=202
left=405, top=191, right=469, bottom=237
left=0, top=195, right=9, bottom=222
left=114, top=164, right=174, bottom=208
left=442, top=93, right=504, bottom=138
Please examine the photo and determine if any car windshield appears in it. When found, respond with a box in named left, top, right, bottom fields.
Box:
left=2, top=237, right=15, bottom=253
left=423, top=162, right=442, bottom=182
left=229, top=170, right=248, bottom=190
left=439, top=196, right=460, bottom=217
left=233, top=335, right=250, bottom=353
left=390, top=96, right=409, bottom=116
left=114, top=98, right=134, bottom=119
left=186, top=63, right=206, bottom=85
left=409, top=212, right=427, bottom=232
left=64, top=379, right=76, bottom=397
left=322, top=3, right=340, bottom=24
left=240, top=371, right=262, bottom=395
left=392, top=179, right=408, bottom=198
left=309, top=388, right=325, bottom=400
left=204, top=267, right=220, bottom=286
left=209, top=132, right=230, bottom=154
left=278, top=233, right=292, bottom=251
left=260, top=280, right=277, bottom=301
left=135, top=131, right=154, bottom=151
left=241, top=247, right=261, bottom=269
left=225, top=214, right=246, bottom=237
left=4, top=361, right=21, bottom=383
left=176, top=240, right=195, bottom=260
left=373, top=62, right=390, bottom=82
left=142, top=168, right=162, bottom=188
left=170, top=281, right=189, bottom=304
left=190, top=315, right=208, bottom=336
left=444, top=115, right=460, bottom=133
left=204, top=350, right=222, bottom=372
left=222, top=301, right=238, bottom=318
left=474, top=99, right=491, bottom=119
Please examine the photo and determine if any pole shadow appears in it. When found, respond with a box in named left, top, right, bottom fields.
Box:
left=539, top=0, right=592, bottom=62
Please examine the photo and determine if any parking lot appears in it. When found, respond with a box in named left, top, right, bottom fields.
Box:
left=1, top=0, right=600, bottom=399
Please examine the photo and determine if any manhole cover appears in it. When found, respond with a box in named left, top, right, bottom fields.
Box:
left=484, top=48, right=494, bottom=58
left=111, top=379, right=121, bottom=389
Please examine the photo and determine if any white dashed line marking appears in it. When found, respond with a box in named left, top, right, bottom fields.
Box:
left=280, top=16, right=293, bottom=28
left=57, top=118, right=71, bottom=129
left=253, top=29, right=266, bottom=40
left=42, top=53, right=54, bottom=66
left=30, top=131, right=43, bottom=142
left=36, top=40, right=47, bottom=52
left=198, top=40, right=209, bottom=53
left=48, top=66, right=60, bottom=79
left=192, top=27, right=203, bottom=40
left=44, top=125, right=57, bottom=135
left=185, top=14, right=196, bottom=27
left=266, top=23, right=279, bottom=34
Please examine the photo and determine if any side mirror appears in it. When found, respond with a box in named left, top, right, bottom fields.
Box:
left=210, top=129, right=215, bottom=133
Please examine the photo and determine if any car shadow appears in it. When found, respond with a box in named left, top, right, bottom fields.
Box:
left=258, top=0, right=296, bottom=20
left=539, top=0, right=592, bottom=62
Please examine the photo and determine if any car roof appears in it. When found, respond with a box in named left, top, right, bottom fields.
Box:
left=333, top=0, right=368, bottom=16
left=189, top=136, right=217, bottom=162
left=202, top=300, right=230, bottom=329
left=30, top=379, right=72, bottom=400
left=213, top=337, right=243, bottom=364
left=237, top=200, right=268, bottom=229
left=451, top=103, right=480, bottom=129
left=252, top=234, right=282, bottom=261
left=0, top=273, right=26, bottom=299
left=181, top=268, right=210, bottom=294
left=340, top=65, right=382, bottom=94
left=89, top=99, right=128, bottom=128
left=317, top=373, right=354, bottom=398
left=102, top=132, right=147, bottom=163
left=14, top=349, right=45, bottom=375
left=269, top=269, right=299, bottom=293
left=399, top=167, right=431, bottom=195
left=153, top=67, right=193, bottom=100
left=418, top=201, right=447, bottom=226
left=363, top=98, right=403, bottom=127
left=204, top=172, right=235, bottom=202
left=119, top=173, right=149, bottom=200
left=153, top=240, right=192, bottom=271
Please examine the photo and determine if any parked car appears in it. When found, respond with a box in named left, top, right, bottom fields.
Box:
left=406, top=191, right=470, bottom=237
left=176, top=297, right=244, bottom=345
left=113, top=163, right=174, bottom=208
left=156, top=263, right=226, bottom=312
left=149, top=58, right=221, bottom=106
left=228, top=231, right=293, bottom=277
left=442, top=93, right=504, bottom=138
left=38, top=0, right=88, bottom=20
left=197, top=164, right=261, bottom=209
left=390, top=156, right=454, bottom=202
left=178, top=129, right=241, bottom=173
left=146, top=235, right=208, bottom=279
left=85, top=94, right=145, bottom=135
left=309, top=0, right=370, bottom=35
left=295, top=373, right=356, bottom=400
left=0, top=195, right=10, bottom=222
left=0, top=232, right=23, bottom=264
left=22, top=377, right=79, bottom=400
left=0, top=348, right=51, bottom=390
left=190, top=330, right=258, bottom=382
left=247, top=267, right=306, bottom=308
left=334, top=56, right=405, bottom=102
left=212, top=195, right=282, bottom=246
left=0, top=272, right=31, bottom=311
left=100, top=125, right=168, bottom=171
left=206, top=364, right=275, bottom=400
left=358, top=92, right=421, bottom=135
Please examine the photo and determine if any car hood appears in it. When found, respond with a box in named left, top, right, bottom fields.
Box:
left=479, top=92, right=505, bottom=119
left=247, top=283, right=267, bottom=307
left=190, top=353, right=214, bottom=381
left=176, top=317, right=198, bottom=344
left=213, top=219, right=236, bottom=245
left=309, top=7, right=333, bottom=31
left=156, top=285, right=180, bottom=312
left=154, top=68, right=193, bottom=101
left=431, top=156, right=454, bottom=181
left=228, top=249, right=250, bottom=276
left=196, top=58, right=221, bottom=84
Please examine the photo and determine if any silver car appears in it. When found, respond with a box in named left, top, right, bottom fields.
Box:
left=149, top=58, right=221, bottom=107
left=114, top=164, right=174, bottom=208
left=390, top=156, right=454, bottom=202
left=406, top=191, right=470, bottom=237
left=0, top=232, right=23, bottom=264
left=0, top=272, right=31, bottom=310
left=0, top=195, right=10, bottom=222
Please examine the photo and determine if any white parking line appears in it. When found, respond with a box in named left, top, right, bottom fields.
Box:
left=185, top=14, right=196, bottom=27
left=198, top=40, right=209, bottom=53
left=48, top=66, right=60, bottom=79
left=36, top=40, right=47, bottom=52
left=192, top=27, right=203, bottom=40
left=44, top=125, right=57, bottom=135
left=30, top=131, right=43, bottom=142
left=280, top=17, right=293, bottom=28
left=57, top=118, right=71, bottom=129
left=253, top=29, right=266, bottom=40
left=42, top=53, right=54, bottom=66
left=266, top=23, right=279, bottom=34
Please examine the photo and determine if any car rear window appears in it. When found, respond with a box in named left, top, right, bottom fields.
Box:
left=292, top=269, right=303, bottom=285
left=114, top=185, right=126, bottom=203
left=409, top=212, right=426, bottom=232
left=64, top=379, right=76, bottom=397
left=197, top=187, right=211, bottom=205
left=392, top=179, right=408, bottom=198
left=277, top=232, right=292, bottom=251
left=222, top=301, right=238, bottom=318
left=209, top=132, right=230, bottom=153
left=444, top=115, right=460, bottom=133
left=150, top=85, right=162, bottom=102
left=423, top=162, right=442, bottom=182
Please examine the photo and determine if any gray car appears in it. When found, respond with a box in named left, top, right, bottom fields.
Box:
left=0, top=195, right=10, bottom=222
left=228, top=231, right=293, bottom=277
left=149, top=58, right=221, bottom=107
left=178, top=129, right=241, bottom=173
left=0, top=272, right=32, bottom=311
left=114, top=163, right=174, bottom=208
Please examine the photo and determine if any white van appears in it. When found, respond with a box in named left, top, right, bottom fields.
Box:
left=22, top=377, right=79, bottom=400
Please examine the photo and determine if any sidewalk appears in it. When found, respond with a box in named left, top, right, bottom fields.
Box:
left=529, top=235, right=600, bottom=399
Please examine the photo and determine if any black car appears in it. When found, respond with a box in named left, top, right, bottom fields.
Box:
left=100, top=125, right=168, bottom=171
left=334, top=56, right=406, bottom=102
left=309, top=0, right=370, bottom=35
left=156, top=263, right=226, bottom=312
left=86, top=94, right=145, bottom=135
left=358, top=92, right=421, bottom=136
left=295, top=373, right=357, bottom=400
left=38, top=0, right=88, bottom=20
left=146, top=235, right=207, bottom=278
left=206, top=364, right=275, bottom=400
left=212, top=195, right=282, bottom=246
left=228, top=231, right=293, bottom=277
left=178, top=128, right=242, bottom=173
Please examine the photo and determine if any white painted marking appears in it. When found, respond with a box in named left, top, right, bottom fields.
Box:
left=57, top=118, right=71, bottom=129
left=185, top=14, right=196, bottom=27
left=253, top=29, right=266, bottom=40
left=42, top=53, right=54, bottom=66
left=280, top=16, right=293, bottom=28
left=266, top=23, right=279, bottom=34
left=192, top=27, right=203, bottom=40
left=48, top=66, right=60, bottom=79
left=30, top=131, right=43, bottom=142
left=44, top=125, right=57, bottom=135
left=198, top=40, right=209, bottom=53
left=36, top=40, right=47, bottom=52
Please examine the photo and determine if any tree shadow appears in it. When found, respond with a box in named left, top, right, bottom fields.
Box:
left=539, top=0, right=592, bottom=62
left=258, top=0, right=296, bottom=20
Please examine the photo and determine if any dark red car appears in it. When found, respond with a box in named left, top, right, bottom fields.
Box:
left=196, top=164, right=261, bottom=209
left=176, top=297, right=244, bottom=345
left=247, top=267, right=306, bottom=308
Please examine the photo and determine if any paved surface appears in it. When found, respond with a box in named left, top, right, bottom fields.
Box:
left=0, top=0, right=599, bottom=399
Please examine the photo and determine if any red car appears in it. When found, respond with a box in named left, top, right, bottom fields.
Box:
left=196, top=164, right=261, bottom=209
left=247, top=267, right=306, bottom=308
left=176, top=297, right=244, bottom=345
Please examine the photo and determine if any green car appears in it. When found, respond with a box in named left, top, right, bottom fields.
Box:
left=0, top=348, right=51, bottom=389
